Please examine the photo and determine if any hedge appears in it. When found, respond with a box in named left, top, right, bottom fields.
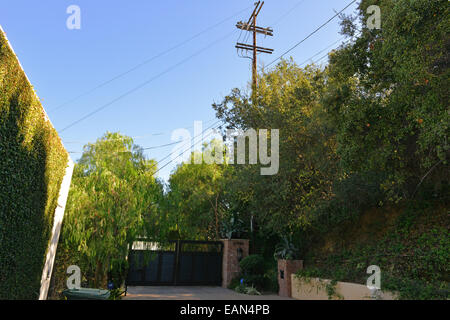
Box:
left=0, top=28, right=68, bottom=299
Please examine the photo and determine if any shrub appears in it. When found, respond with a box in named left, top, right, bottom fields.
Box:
left=239, top=254, right=265, bottom=289
left=244, top=286, right=261, bottom=295
left=234, top=283, right=246, bottom=294
left=234, top=283, right=261, bottom=295
left=227, top=276, right=242, bottom=290
left=262, top=267, right=279, bottom=293
left=239, top=254, right=265, bottom=275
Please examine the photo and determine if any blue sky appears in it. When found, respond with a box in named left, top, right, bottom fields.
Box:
left=0, top=0, right=359, bottom=182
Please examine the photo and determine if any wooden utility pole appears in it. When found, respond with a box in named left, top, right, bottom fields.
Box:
left=252, top=9, right=258, bottom=91
left=236, top=1, right=273, bottom=99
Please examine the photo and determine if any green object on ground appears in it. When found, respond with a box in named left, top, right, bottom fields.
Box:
left=63, top=288, right=111, bottom=300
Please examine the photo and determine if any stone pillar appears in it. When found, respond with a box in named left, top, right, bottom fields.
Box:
left=221, top=239, right=249, bottom=288
left=278, top=259, right=303, bottom=297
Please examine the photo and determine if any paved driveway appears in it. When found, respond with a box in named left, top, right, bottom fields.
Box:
left=123, top=286, right=292, bottom=300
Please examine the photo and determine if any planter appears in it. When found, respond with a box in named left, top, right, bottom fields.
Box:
left=277, top=259, right=303, bottom=297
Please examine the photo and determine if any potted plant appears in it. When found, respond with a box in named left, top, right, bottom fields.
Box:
left=274, top=236, right=303, bottom=297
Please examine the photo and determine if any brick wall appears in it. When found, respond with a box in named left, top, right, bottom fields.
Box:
left=221, top=239, right=249, bottom=288
left=278, top=259, right=303, bottom=297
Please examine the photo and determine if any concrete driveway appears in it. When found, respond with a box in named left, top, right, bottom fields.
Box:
left=123, top=286, right=292, bottom=300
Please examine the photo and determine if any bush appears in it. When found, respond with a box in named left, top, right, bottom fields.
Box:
left=0, top=29, right=69, bottom=299
left=262, top=267, right=279, bottom=293
left=234, top=283, right=261, bottom=295
left=239, top=254, right=265, bottom=289
left=108, top=259, right=128, bottom=289
left=239, top=254, right=264, bottom=276
left=227, top=276, right=242, bottom=290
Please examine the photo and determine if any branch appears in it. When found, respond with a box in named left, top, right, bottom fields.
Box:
left=412, top=159, right=444, bottom=198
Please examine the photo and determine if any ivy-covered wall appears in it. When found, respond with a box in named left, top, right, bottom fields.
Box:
left=0, top=27, right=69, bottom=299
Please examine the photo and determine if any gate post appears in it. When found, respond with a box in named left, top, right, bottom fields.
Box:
left=220, top=239, right=249, bottom=288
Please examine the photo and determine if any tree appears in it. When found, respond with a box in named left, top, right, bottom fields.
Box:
left=213, top=62, right=337, bottom=237
left=167, top=140, right=232, bottom=240
left=324, top=0, right=449, bottom=200
left=61, top=132, right=164, bottom=286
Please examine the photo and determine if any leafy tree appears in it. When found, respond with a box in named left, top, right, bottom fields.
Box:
left=324, top=0, right=449, bottom=200
left=61, top=132, right=164, bottom=286
left=167, top=140, right=231, bottom=240
left=213, top=62, right=337, bottom=237
left=166, top=139, right=255, bottom=241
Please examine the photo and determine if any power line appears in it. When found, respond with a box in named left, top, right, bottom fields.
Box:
left=310, top=52, right=331, bottom=65
left=154, top=121, right=223, bottom=175
left=154, top=119, right=222, bottom=170
left=155, top=129, right=218, bottom=174
left=49, top=5, right=254, bottom=113
left=68, top=140, right=184, bottom=156
left=64, top=133, right=163, bottom=145
left=152, top=7, right=358, bottom=174
left=263, top=0, right=357, bottom=70
left=269, top=0, right=308, bottom=27
left=59, top=30, right=238, bottom=133
left=63, top=118, right=217, bottom=145
left=235, top=1, right=273, bottom=96
left=68, top=119, right=222, bottom=178
left=70, top=121, right=223, bottom=177
left=238, top=0, right=308, bottom=59
left=237, top=4, right=256, bottom=54
left=299, top=32, right=361, bottom=67
left=298, top=36, right=346, bottom=66
left=142, top=140, right=183, bottom=151
left=66, top=118, right=219, bottom=157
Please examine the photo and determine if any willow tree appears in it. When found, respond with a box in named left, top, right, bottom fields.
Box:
left=61, top=132, right=163, bottom=286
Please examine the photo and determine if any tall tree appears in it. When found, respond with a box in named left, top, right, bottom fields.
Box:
left=167, top=140, right=230, bottom=240
left=61, top=132, right=164, bottom=286
left=213, top=62, right=337, bottom=237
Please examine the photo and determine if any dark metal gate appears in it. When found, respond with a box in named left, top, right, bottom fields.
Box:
left=126, top=240, right=223, bottom=286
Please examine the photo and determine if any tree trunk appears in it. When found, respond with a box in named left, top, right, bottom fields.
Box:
left=215, top=195, right=219, bottom=239
left=94, top=260, right=103, bottom=288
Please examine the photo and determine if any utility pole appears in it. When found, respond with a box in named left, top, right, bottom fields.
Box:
left=235, top=1, right=273, bottom=100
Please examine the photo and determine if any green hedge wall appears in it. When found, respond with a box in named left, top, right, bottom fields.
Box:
left=0, top=29, right=68, bottom=299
